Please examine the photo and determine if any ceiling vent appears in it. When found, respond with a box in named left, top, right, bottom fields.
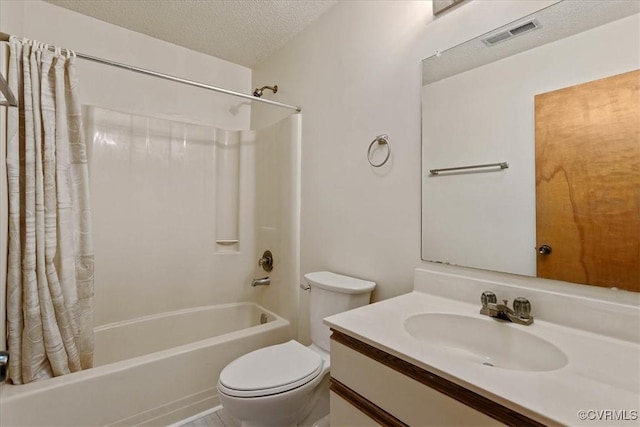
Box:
left=482, top=19, right=542, bottom=46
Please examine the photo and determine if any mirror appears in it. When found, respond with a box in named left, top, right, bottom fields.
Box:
left=421, top=0, right=640, bottom=291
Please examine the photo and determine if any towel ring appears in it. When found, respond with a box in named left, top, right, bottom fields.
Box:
left=367, top=134, right=391, bottom=167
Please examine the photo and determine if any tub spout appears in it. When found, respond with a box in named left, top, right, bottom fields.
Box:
left=251, top=277, right=270, bottom=287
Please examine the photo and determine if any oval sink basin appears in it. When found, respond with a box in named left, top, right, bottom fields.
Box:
left=403, top=313, right=568, bottom=372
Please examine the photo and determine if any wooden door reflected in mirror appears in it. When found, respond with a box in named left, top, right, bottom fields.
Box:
left=535, top=70, right=640, bottom=292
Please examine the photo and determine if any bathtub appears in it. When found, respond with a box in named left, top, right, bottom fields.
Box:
left=0, top=302, right=290, bottom=426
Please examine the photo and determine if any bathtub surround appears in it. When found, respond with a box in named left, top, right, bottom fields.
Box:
left=6, top=37, right=94, bottom=384
left=85, top=107, right=300, bottom=330
left=253, top=115, right=302, bottom=335
left=85, top=106, right=246, bottom=325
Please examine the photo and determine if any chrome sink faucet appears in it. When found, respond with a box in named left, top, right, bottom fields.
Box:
left=480, top=291, right=534, bottom=325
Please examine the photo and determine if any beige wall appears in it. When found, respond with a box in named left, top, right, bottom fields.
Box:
left=251, top=0, right=563, bottom=343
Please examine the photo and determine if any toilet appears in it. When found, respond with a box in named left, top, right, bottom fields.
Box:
left=217, top=271, right=376, bottom=427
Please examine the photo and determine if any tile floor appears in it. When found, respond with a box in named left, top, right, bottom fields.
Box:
left=179, top=408, right=240, bottom=427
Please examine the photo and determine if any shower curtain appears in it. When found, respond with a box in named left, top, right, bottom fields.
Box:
left=5, top=37, right=94, bottom=384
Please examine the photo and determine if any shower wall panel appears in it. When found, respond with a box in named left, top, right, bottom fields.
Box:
left=251, top=115, right=301, bottom=337
left=85, top=107, right=256, bottom=327
left=215, top=129, right=241, bottom=251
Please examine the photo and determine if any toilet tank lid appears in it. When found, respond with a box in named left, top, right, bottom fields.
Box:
left=304, top=271, right=376, bottom=294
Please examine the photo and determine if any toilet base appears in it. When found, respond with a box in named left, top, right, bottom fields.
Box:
left=298, top=374, right=330, bottom=427
left=221, top=373, right=330, bottom=427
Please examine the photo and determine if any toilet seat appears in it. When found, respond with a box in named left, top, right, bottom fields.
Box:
left=218, top=340, right=324, bottom=398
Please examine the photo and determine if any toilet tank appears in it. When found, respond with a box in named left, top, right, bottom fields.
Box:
left=304, top=271, right=376, bottom=352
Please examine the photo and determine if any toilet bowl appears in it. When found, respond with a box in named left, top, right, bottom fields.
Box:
left=217, top=271, right=375, bottom=427
left=218, top=341, right=330, bottom=427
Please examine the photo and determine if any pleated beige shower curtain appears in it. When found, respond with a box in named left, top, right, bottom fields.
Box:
left=5, top=37, right=94, bottom=384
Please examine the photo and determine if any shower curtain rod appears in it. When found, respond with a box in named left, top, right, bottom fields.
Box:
left=0, top=32, right=302, bottom=113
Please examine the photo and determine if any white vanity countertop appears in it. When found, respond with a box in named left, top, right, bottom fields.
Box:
left=324, top=291, right=640, bottom=426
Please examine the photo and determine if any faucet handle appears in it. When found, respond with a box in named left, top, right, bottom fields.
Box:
left=513, top=297, right=531, bottom=318
left=481, top=291, right=497, bottom=307
left=258, top=250, right=274, bottom=272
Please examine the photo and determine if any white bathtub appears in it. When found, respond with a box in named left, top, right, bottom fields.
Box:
left=0, top=302, right=290, bottom=426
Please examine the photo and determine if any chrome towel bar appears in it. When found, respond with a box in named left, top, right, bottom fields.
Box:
left=429, top=161, right=509, bottom=175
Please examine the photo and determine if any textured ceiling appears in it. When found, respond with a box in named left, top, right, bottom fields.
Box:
left=45, top=0, right=337, bottom=68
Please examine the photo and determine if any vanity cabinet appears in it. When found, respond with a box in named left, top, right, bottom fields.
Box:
left=329, top=330, right=542, bottom=427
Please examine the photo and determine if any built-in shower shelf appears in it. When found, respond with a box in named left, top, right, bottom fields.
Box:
left=216, top=240, right=239, bottom=245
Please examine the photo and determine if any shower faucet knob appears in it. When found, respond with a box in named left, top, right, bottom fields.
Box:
left=258, top=250, right=274, bottom=272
